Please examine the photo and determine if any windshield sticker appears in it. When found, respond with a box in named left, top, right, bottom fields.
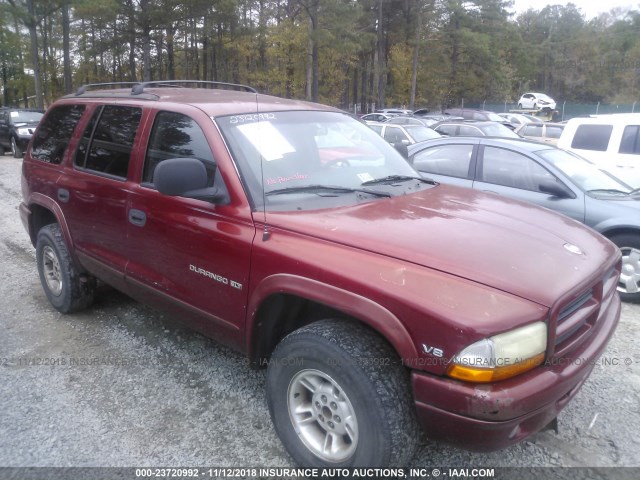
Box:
left=237, top=122, right=295, bottom=161
left=266, top=173, right=309, bottom=186
left=357, top=173, right=374, bottom=183
left=229, top=113, right=277, bottom=124
left=10, top=112, right=19, bottom=118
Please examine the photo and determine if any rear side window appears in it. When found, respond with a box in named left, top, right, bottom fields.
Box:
left=522, top=125, right=543, bottom=137
left=74, top=105, right=142, bottom=179
left=383, top=126, right=408, bottom=144
left=412, top=144, right=473, bottom=178
left=31, top=105, right=85, bottom=164
left=571, top=124, right=612, bottom=151
left=143, top=111, right=215, bottom=184
left=619, top=125, right=640, bottom=155
left=458, top=125, right=480, bottom=136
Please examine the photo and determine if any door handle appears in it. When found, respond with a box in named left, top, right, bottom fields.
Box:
left=57, top=188, right=70, bottom=203
left=128, top=209, right=147, bottom=227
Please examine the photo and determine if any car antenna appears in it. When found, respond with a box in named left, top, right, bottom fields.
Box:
left=256, top=92, right=271, bottom=241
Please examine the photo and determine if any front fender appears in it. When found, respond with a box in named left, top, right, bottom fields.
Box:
left=246, top=273, right=419, bottom=362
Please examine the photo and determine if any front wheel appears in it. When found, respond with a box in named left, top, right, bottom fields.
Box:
left=36, top=224, right=96, bottom=313
left=266, top=320, right=419, bottom=467
left=11, top=137, right=22, bottom=158
left=610, top=234, right=640, bottom=303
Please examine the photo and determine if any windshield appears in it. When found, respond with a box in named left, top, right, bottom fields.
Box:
left=216, top=111, right=428, bottom=211
left=405, top=125, right=440, bottom=142
left=10, top=110, right=43, bottom=124
left=538, top=149, right=632, bottom=194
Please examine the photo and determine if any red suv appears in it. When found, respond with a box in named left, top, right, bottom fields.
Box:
left=20, top=82, right=621, bottom=467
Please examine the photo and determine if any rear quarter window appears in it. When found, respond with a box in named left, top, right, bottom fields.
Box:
left=31, top=105, right=85, bottom=164
left=619, top=125, right=640, bottom=155
left=571, top=124, right=613, bottom=151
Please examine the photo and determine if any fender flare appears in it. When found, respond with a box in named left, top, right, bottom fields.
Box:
left=246, top=273, right=419, bottom=361
left=28, top=193, right=81, bottom=267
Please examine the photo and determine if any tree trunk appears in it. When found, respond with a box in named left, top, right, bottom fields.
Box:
left=62, top=2, right=72, bottom=94
left=375, top=0, right=386, bottom=108
left=410, top=7, right=422, bottom=110
left=26, top=0, right=43, bottom=109
left=166, top=24, right=176, bottom=80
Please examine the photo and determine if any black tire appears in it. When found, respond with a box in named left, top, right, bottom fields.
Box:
left=11, top=137, right=22, bottom=158
left=36, top=224, right=96, bottom=313
left=609, top=233, right=640, bottom=303
left=517, top=103, right=522, bottom=109
left=266, top=319, right=419, bottom=468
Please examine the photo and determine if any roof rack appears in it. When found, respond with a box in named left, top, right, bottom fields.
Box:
left=73, top=80, right=258, bottom=98
left=131, top=80, right=258, bottom=94
left=74, top=82, right=140, bottom=96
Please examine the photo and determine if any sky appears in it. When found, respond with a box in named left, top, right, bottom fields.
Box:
left=509, top=0, right=639, bottom=19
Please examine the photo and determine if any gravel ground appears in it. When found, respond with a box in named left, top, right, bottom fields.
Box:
left=1, top=154, right=639, bottom=475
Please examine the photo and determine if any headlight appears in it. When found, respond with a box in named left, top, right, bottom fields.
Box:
left=447, top=322, right=547, bottom=383
left=17, top=128, right=32, bottom=135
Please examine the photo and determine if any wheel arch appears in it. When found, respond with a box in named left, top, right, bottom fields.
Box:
left=246, top=274, right=419, bottom=366
left=598, top=226, right=640, bottom=243
left=27, top=193, right=80, bottom=267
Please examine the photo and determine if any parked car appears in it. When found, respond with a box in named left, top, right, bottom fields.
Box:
left=431, top=120, right=520, bottom=138
left=497, top=112, right=544, bottom=126
left=407, top=114, right=465, bottom=126
left=517, top=92, right=557, bottom=111
left=515, top=122, right=565, bottom=145
left=360, top=112, right=396, bottom=123
left=407, top=136, right=639, bottom=301
left=385, top=116, right=434, bottom=127
left=20, top=81, right=621, bottom=467
left=557, top=113, right=640, bottom=188
left=376, top=108, right=413, bottom=115
left=367, top=121, right=441, bottom=146
left=0, top=107, right=44, bottom=157
left=443, top=108, right=513, bottom=126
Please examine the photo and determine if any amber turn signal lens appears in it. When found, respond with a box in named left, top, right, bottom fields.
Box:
left=447, top=352, right=545, bottom=383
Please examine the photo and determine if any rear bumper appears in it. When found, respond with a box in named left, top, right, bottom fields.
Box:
left=411, top=291, right=620, bottom=451
left=19, top=202, right=31, bottom=238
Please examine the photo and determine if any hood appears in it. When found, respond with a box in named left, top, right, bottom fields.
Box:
left=266, top=185, right=617, bottom=307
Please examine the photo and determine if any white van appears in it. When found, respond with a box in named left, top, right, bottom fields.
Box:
left=557, top=113, right=640, bottom=188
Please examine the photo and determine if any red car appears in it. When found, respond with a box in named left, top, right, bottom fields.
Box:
left=20, top=82, right=621, bottom=467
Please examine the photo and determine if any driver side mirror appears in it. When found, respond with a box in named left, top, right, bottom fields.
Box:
left=154, top=157, right=228, bottom=203
left=538, top=179, right=575, bottom=199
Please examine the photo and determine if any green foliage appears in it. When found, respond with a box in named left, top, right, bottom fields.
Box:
left=1, top=0, right=639, bottom=109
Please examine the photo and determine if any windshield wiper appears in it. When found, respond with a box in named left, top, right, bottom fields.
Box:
left=265, top=184, right=391, bottom=198
left=361, top=175, right=437, bottom=186
left=587, top=188, right=631, bottom=195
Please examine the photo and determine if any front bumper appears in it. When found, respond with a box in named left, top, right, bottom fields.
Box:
left=411, top=290, right=620, bottom=451
left=15, top=135, right=32, bottom=152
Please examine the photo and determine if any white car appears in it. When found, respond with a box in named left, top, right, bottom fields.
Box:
left=517, top=92, right=556, bottom=111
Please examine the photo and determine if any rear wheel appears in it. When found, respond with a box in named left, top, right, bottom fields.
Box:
left=266, top=319, right=419, bottom=467
left=610, top=233, right=640, bottom=303
left=517, top=103, right=523, bottom=109
left=11, top=137, right=22, bottom=158
left=36, top=224, right=96, bottom=313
